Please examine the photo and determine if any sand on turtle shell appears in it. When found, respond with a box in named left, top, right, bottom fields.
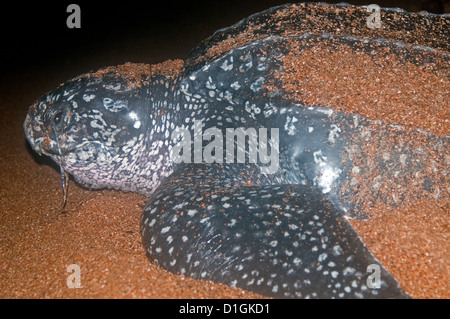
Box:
left=1, top=3, right=448, bottom=299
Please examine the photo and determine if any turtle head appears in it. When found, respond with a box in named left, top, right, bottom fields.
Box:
left=24, top=67, right=150, bottom=189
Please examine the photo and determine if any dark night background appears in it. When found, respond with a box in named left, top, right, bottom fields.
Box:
left=0, top=0, right=448, bottom=87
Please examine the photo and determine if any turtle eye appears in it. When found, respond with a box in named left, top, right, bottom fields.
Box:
left=54, top=111, right=63, bottom=124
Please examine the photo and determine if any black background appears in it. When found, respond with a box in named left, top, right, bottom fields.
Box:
left=1, top=1, right=448, bottom=79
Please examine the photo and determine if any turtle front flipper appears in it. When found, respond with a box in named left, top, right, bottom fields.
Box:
left=140, top=163, right=408, bottom=299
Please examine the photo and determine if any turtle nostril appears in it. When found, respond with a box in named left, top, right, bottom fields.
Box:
left=54, top=111, right=63, bottom=124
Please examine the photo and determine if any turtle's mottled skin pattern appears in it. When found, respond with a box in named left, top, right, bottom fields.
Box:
left=24, top=3, right=448, bottom=298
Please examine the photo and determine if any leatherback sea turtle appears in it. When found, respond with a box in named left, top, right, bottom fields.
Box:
left=24, top=3, right=449, bottom=298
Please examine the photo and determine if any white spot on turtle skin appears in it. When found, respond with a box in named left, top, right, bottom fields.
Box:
left=328, top=124, right=341, bottom=143
left=105, top=83, right=122, bottom=91
left=103, top=98, right=128, bottom=112
left=221, top=58, right=233, bottom=71
left=250, top=77, right=265, bottom=92
left=187, top=209, right=197, bottom=216
left=173, top=202, right=187, bottom=210
left=129, top=111, right=141, bottom=129
left=315, top=107, right=334, bottom=117
left=161, top=226, right=171, bottom=234
left=313, top=150, right=326, bottom=166
left=206, top=77, right=216, bottom=90
left=343, top=267, right=356, bottom=276
left=230, top=81, right=241, bottom=90
left=284, top=116, right=298, bottom=136
left=354, top=292, right=364, bottom=298
left=83, top=94, right=95, bottom=102
left=231, top=245, right=240, bottom=252
left=332, top=245, right=343, bottom=256
left=129, top=111, right=138, bottom=120
left=257, top=62, right=267, bottom=71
